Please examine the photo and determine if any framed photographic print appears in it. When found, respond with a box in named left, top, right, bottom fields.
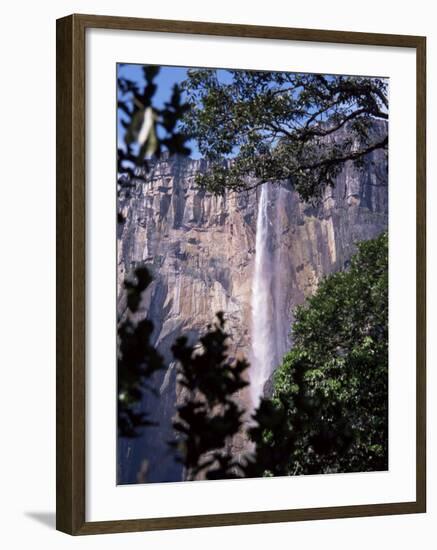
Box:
left=56, top=14, right=426, bottom=535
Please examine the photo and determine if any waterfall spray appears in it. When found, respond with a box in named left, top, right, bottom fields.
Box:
left=250, top=184, right=290, bottom=408
left=250, top=184, right=276, bottom=407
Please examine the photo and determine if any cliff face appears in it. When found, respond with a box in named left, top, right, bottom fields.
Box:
left=117, top=137, right=388, bottom=484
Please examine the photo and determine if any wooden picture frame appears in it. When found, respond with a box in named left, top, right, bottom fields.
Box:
left=56, top=13, right=426, bottom=535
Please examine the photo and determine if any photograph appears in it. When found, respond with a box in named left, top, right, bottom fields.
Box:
left=0, top=0, right=430, bottom=545
left=116, top=63, right=389, bottom=485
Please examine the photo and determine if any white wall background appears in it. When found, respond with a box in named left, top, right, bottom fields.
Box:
left=0, top=0, right=434, bottom=547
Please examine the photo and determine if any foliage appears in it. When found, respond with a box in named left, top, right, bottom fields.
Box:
left=170, top=313, right=249, bottom=480
left=266, top=232, right=388, bottom=474
left=117, top=266, right=165, bottom=438
left=182, top=70, right=388, bottom=203
left=244, top=397, right=296, bottom=478
left=117, top=65, right=191, bottom=179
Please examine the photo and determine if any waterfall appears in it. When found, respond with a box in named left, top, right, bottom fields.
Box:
left=250, top=184, right=290, bottom=408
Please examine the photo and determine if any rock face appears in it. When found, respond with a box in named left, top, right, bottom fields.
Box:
left=117, top=130, right=388, bottom=484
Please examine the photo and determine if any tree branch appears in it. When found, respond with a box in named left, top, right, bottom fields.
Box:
left=300, top=136, right=388, bottom=171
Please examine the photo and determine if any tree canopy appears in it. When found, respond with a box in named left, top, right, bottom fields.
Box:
left=170, top=313, right=249, bottom=480
left=182, top=70, right=388, bottom=202
left=267, top=232, right=388, bottom=474
left=118, top=266, right=166, bottom=438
